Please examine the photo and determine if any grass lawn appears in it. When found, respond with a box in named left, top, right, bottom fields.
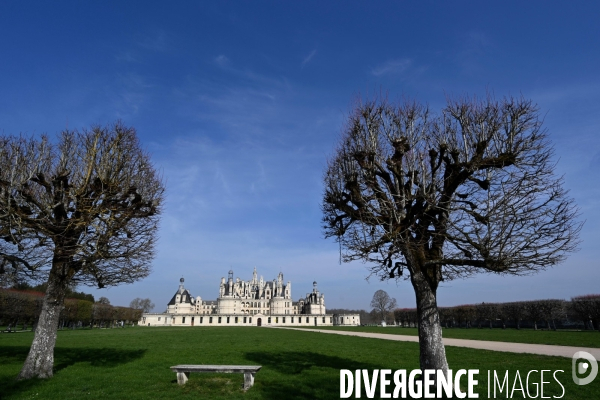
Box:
left=305, top=326, right=600, bottom=348
left=0, top=326, right=598, bottom=399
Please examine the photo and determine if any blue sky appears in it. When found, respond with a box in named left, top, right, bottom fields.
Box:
left=1, top=1, right=599, bottom=311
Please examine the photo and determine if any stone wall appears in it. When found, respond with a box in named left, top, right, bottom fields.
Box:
left=140, top=312, right=345, bottom=327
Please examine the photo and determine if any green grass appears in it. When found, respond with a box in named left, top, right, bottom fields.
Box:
left=305, top=326, right=600, bottom=348
left=0, top=327, right=598, bottom=399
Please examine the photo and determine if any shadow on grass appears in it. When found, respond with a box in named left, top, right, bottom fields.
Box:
left=245, top=351, right=420, bottom=400
left=246, top=350, right=376, bottom=374
left=0, top=345, right=146, bottom=399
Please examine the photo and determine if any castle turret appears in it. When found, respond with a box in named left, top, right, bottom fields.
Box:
left=219, top=277, right=226, bottom=297
left=228, top=270, right=234, bottom=295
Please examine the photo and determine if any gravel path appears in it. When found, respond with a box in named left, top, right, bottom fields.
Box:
left=273, top=327, right=600, bottom=359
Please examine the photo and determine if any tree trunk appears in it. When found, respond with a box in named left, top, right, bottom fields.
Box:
left=17, top=271, right=69, bottom=380
left=411, top=271, right=449, bottom=374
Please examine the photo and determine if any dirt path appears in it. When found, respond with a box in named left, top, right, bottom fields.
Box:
left=272, top=327, right=600, bottom=359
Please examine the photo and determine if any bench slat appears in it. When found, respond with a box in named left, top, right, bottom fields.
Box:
left=170, top=364, right=262, bottom=390
left=171, top=365, right=261, bottom=372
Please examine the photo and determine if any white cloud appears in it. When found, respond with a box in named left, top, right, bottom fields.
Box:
left=371, top=58, right=412, bottom=77
left=214, top=54, right=230, bottom=68
left=301, top=49, right=317, bottom=67
left=135, top=29, right=169, bottom=52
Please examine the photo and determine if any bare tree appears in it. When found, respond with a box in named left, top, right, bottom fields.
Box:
left=0, top=122, right=164, bottom=379
left=322, top=95, right=581, bottom=374
left=130, top=297, right=155, bottom=313
left=504, top=302, right=526, bottom=329
left=370, top=289, right=397, bottom=323
left=96, top=296, right=111, bottom=305
left=570, top=295, right=600, bottom=331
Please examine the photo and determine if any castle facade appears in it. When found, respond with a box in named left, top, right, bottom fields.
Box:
left=140, top=268, right=358, bottom=327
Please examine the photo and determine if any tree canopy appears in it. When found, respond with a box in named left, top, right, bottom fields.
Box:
left=130, top=297, right=155, bottom=313
left=323, top=95, right=581, bottom=284
left=0, top=122, right=163, bottom=289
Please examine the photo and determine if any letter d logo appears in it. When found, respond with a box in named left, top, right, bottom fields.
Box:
left=572, top=351, right=598, bottom=385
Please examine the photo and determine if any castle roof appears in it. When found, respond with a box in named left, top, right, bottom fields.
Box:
left=167, top=289, right=194, bottom=306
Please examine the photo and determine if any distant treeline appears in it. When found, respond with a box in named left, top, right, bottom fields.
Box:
left=10, top=282, right=95, bottom=302
left=393, top=295, right=600, bottom=331
left=0, top=288, right=142, bottom=331
left=331, top=295, right=600, bottom=329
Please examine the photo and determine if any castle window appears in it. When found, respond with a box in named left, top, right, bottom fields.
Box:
left=330, top=317, right=333, bottom=323
left=235, top=317, right=238, bottom=323
left=182, top=317, right=186, bottom=324
left=268, top=317, right=271, bottom=323
left=291, top=317, right=294, bottom=323
left=276, top=317, right=279, bottom=323
left=306, top=317, right=309, bottom=323
left=200, top=317, right=203, bottom=323
left=218, top=317, right=222, bottom=323
left=227, top=317, right=230, bottom=323
left=249, top=317, right=252, bottom=323
left=243, top=317, right=247, bottom=323
left=283, top=317, right=286, bottom=323
left=322, top=317, right=326, bottom=323
left=158, top=317, right=161, bottom=321
left=173, top=318, right=176, bottom=324
left=209, top=317, right=213, bottom=323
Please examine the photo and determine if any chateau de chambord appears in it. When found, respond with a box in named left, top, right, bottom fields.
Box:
left=140, top=268, right=360, bottom=327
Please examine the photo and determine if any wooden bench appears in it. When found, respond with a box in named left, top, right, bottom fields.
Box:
left=170, top=365, right=262, bottom=390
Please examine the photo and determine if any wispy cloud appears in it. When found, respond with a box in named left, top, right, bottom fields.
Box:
left=301, top=49, right=317, bottom=67
left=214, top=54, right=230, bottom=68
left=135, top=29, right=169, bottom=52
left=371, top=58, right=412, bottom=77
left=453, top=31, right=493, bottom=75
left=115, top=51, right=138, bottom=63
left=112, top=73, right=155, bottom=117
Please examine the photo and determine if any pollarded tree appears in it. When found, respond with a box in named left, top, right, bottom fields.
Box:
left=570, top=295, right=600, bottom=331
left=504, top=302, right=527, bottom=330
left=370, top=289, right=397, bottom=323
left=0, top=122, right=164, bottom=379
left=322, top=95, right=581, bottom=374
